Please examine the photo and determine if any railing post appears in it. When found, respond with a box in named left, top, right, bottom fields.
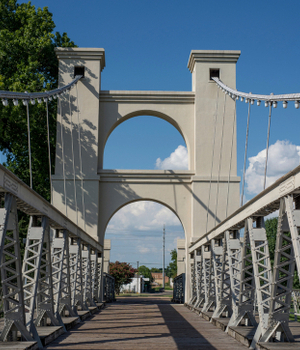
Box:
left=97, top=253, right=103, bottom=302
left=69, top=237, right=85, bottom=313
left=260, top=196, right=296, bottom=343
left=188, top=252, right=196, bottom=304
left=91, top=250, right=99, bottom=303
left=82, top=244, right=97, bottom=307
left=194, top=249, right=204, bottom=308
left=226, top=230, right=242, bottom=330
left=247, top=217, right=273, bottom=348
left=0, top=194, right=34, bottom=342
left=202, top=244, right=216, bottom=312
left=212, top=236, right=232, bottom=319
left=230, top=219, right=257, bottom=328
left=22, top=216, right=50, bottom=347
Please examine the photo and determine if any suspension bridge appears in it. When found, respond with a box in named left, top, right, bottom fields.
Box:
left=0, top=48, right=299, bottom=349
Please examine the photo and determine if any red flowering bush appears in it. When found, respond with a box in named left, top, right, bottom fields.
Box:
left=109, top=261, right=137, bottom=294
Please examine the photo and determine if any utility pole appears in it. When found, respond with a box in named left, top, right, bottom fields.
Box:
left=137, top=261, right=140, bottom=293
left=162, top=225, right=165, bottom=289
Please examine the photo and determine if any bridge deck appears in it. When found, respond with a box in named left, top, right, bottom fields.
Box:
left=45, top=297, right=245, bottom=349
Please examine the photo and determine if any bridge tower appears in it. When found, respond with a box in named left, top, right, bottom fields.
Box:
left=52, top=48, right=241, bottom=300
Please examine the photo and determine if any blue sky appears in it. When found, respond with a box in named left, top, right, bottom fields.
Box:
left=12, top=0, right=300, bottom=268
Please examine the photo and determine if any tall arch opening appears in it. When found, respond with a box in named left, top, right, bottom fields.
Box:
left=103, top=115, right=188, bottom=170
left=105, top=200, right=185, bottom=289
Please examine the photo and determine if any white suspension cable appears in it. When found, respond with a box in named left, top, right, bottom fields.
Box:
left=59, top=97, right=67, bottom=216
left=264, top=103, right=272, bottom=190
left=45, top=99, right=52, bottom=202
left=25, top=102, right=32, bottom=189
left=214, top=93, right=227, bottom=227
left=206, top=87, right=220, bottom=233
left=69, top=90, right=78, bottom=225
left=212, top=77, right=300, bottom=106
left=225, top=98, right=236, bottom=218
left=240, top=101, right=251, bottom=206
left=0, top=75, right=82, bottom=104
left=76, top=84, right=86, bottom=231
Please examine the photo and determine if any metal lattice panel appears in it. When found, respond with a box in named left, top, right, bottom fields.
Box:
left=212, top=237, right=232, bottom=318
left=202, top=245, right=216, bottom=312
left=226, top=230, right=242, bottom=330
left=0, top=194, right=34, bottom=342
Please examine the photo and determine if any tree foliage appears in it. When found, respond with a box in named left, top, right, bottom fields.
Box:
left=166, top=249, right=177, bottom=278
left=0, top=0, right=76, bottom=200
left=138, top=265, right=153, bottom=281
left=109, top=261, right=136, bottom=295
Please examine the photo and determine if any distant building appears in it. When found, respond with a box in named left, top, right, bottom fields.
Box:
left=151, top=272, right=169, bottom=285
left=120, top=273, right=145, bottom=293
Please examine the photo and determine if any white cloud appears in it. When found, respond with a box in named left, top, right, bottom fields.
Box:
left=155, top=145, right=188, bottom=170
left=245, top=140, right=300, bottom=195
left=107, top=201, right=183, bottom=233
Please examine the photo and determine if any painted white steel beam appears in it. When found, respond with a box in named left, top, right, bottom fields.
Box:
left=0, top=164, right=103, bottom=252
left=189, top=165, right=300, bottom=253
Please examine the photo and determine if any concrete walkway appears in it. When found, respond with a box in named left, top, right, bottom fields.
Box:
left=45, top=297, right=246, bottom=349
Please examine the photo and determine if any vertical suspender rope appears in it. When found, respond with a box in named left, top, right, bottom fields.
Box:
left=26, top=103, right=33, bottom=189
left=240, top=101, right=251, bottom=206
left=45, top=99, right=53, bottom=202
left=225, top=97, right=237, bottom=218
left=69, top=90, right=78, bottom=225
left=205, top=87, right=220, bottom=233
left=214, top=93, right=227, bottom=227
left=76, top=84, right=86, bottom=231
left=263, top=102, right=272, bottom=190
left=59, top=97, right=67, bottom=216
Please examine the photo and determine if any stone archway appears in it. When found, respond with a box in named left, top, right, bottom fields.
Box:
left=53, top=48, right=241, bottom=299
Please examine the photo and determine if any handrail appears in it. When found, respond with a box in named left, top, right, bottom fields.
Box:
left=0, top=164, right=102, bottom=252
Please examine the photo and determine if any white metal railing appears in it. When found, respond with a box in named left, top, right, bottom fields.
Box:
left=172, top=273, right=185, bottom=303
left=0, top=165, right=115, bottom=347
left=188, top=164, right=300, bottom=347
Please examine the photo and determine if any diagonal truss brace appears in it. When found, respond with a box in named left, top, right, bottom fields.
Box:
left=0, top=194, right=34, bottom=342
left=70, top=238, right=88, bottom=312
left=202, top=244, right=216, bottom=313
left=194, top=250, right=205, bottom=308
left=188, top=253, right=197, bottom=305
left=82, top=245, right=97, bottom=307
left=226, top=230, right=242, bottom=330
left=259, top=195, right=297, bottom=344
left=229, top=219, right=257, bottom=328
left=212, top=237, right=232, bottom=319
left=22, top=216, right=56, bottom=347
left=247, top=217, right=273, bottom=348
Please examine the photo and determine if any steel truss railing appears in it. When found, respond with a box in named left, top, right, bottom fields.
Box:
left=188, top=165, right=300, bottom=348
left=172, top=273, right=185, bottom=303
left=103, top=273, right=115, bottom=302
left=0, top=165, right=115, bottom=348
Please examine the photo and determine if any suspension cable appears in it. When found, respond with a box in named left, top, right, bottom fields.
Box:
left=69, top=90, right=78, bottom=225
left=264, top=102, right=272, bottom=190
left=225, top=97, right=237, bottom=218
left=25, top=102, right=33, bottom=189
left=214, top=93, right=227, bottom=227
left=206, top=87, right=220, bottom=233
left=240, top=100, right=251, bottom=206
left=59, top=96, right=67, bottom=216
left=45, top=99, right=52, bottom=202
left=76, top=84, right=86, bottom=231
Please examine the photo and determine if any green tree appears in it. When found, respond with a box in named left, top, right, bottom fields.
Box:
left=166, top=249, right=177, bottom=278
left=0, top=1, right=76, bottom=253
left=138, top=265, right=153, bottom=281
left=109, top=261, right=136, bottom=295
left=0, top=0, right=76, bottom=200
